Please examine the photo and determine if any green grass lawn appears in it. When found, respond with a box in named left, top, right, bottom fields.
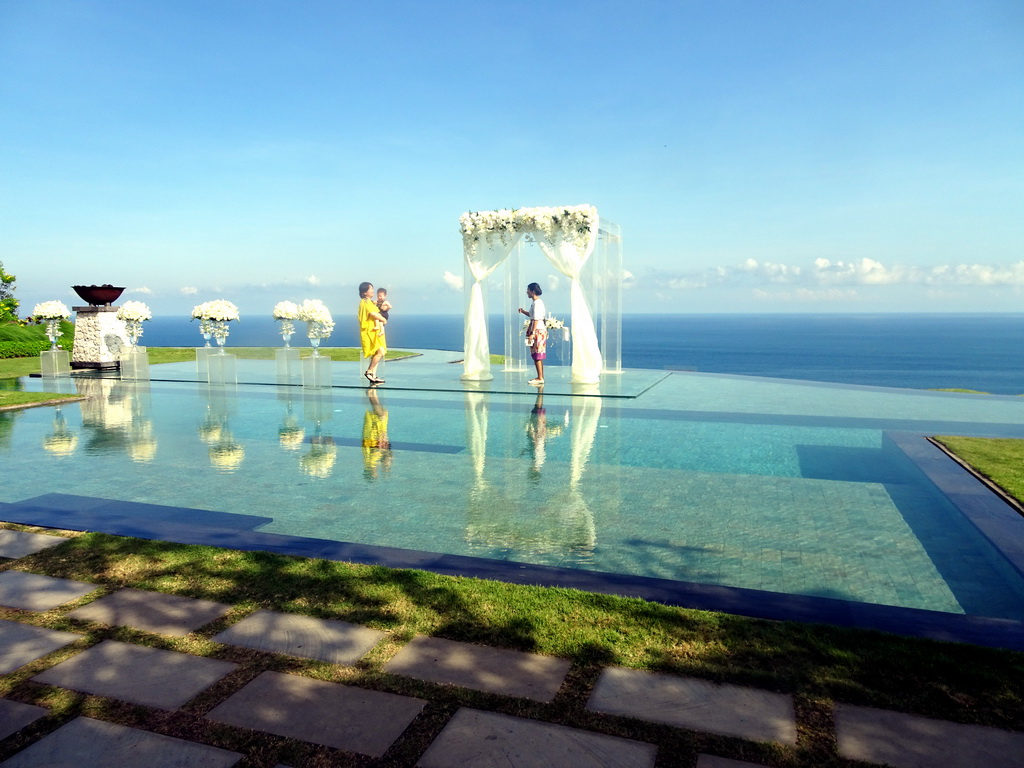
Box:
left=0, top=525, right=1021, bottom=766
left=934, top=435, right=1024, bottom=505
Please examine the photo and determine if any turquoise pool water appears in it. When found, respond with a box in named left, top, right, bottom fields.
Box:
left=5, top=361, right=1024, bottom=621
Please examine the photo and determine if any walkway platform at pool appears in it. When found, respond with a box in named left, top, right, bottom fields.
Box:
left=2, top=528, right=1022, bottom=768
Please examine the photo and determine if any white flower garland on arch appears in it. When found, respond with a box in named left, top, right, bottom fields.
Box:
left=460, top=204, right=603, bottom=384
left=459, top=205, right=598, bottom=258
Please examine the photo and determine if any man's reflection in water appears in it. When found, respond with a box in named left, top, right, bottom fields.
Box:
left=362, top=387, right=392, bottom=481
left=524, top=391, right=563, bottom=480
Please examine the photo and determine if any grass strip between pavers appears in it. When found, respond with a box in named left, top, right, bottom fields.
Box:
left=0, top=524, right=1022, bottom=767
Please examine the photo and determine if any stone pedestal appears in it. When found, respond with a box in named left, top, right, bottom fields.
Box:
left=71, top=306, right=129, bottom=369
left=120, top=347, right=150, bottom=381
left=302, top=354, right=332, bottom=388
left=40, top=349, right=71, bottom=377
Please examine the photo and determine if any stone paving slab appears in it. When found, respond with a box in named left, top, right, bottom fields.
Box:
left=32, top=639, right=237, bottom=709
left=0, top=570, right=97, bottom=612
left=211, top=609, right=385, bottom=665
left=0, top=698, right=48, bottom=741
left=587, top=667, right=797, bottom=745
left=0, top=716, right=242, bottom=767
left=0, top=619, right=81, bottom=675
left=67, top=587, right=231, bottom=636
left=205, top=670, right=426, bottom=758
left=417, top=707, right=658, bottom=768
left=834, top=703, right=1024, bottom=768
left=0, top=530, right=67, bottom=560
left=384, top=634, right=571, bottom=702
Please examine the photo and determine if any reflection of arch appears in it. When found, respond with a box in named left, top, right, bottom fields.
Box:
left=462, top=390, right=601, bottom=558
left=459, top=206, right=622, bottom=384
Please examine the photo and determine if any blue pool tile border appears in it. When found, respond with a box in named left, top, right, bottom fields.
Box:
left=2, top=493, right=1023, bottom=652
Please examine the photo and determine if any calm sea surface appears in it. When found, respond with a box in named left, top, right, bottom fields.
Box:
left=140, top=314, right=1024, bottom=394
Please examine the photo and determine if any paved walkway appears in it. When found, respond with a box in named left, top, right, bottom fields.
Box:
left=2, top=529, right=1023, bottom=767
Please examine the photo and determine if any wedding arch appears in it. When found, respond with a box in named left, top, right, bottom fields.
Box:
left=459, top=205, right=622, bottom=384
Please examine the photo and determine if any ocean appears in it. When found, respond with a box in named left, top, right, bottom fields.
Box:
left=139, top=314, right=1024, bottom=394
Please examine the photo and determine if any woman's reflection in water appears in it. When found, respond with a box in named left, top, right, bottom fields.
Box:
left=362, top=387, right=393, bottom=481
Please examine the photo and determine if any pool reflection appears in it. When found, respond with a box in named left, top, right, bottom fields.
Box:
left=72, top=378, right=157, bottom=462
left=463, top=390, right=601, bottom=560
left=198, top=384, right=243, bottom=472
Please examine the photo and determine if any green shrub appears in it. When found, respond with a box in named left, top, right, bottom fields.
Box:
left=0, top=340, right=50, bottom=358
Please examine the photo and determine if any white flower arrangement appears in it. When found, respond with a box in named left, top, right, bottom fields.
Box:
left=460, top=204, right=598, bottom=258
left=116, top=301, right=152, bottom=323
left=273, top=301, right=299, bottom=320
left=298, top=299, right=335, bottom=339
left=191, top=299, right=240, bottom=322
left=521, top=313, right=565, bottom=334
left=33, top=300, right=71, bottom=320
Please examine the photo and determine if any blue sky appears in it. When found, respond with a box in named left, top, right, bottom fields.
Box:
left=1, top=0, right=1022, bottom=316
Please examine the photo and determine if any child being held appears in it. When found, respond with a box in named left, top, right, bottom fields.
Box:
left=375, top=288, right=392, bottom=336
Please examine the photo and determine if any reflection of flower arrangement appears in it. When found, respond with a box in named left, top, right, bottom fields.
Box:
left=298, top=299, right=335, bottom=340
left=198, top=415, right=224, bottom=444
left=460, top=205, right=597, bottom=257
left=210, top=443, right=245, bottom=471
left=278, top=417, right=305, bottom=450
left=43, top=432, right=78, bottom=455
left=43, top=410, right=78, bottom=456
left=33, top=300, right=71, bottom=320
left=299, top=437, right=336, bottom=478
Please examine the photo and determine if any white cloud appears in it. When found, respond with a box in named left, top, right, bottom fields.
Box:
left=306, top=274, right=320, bottom=285
left=442, top=271, right=464, bottom=291
left=180, top=286, right=198, bottom=295
left=655, top=258, right=1024, bottom=293
left=130, top=286, right=153, bottom=294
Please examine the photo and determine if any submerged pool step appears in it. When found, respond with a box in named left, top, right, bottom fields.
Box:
left=2, top=493, right=273, bottom=534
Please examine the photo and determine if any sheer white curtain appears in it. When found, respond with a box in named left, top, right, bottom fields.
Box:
left=462, top=234, right=521, bottom=380
left=533, top=217, right=602, bottom=383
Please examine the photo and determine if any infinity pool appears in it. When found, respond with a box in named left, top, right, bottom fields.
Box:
left=5, top=358, right=1024, bottom=626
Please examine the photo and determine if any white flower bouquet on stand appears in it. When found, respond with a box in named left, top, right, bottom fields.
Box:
left=116, top=301, right=152, bottom=348
left=298, top=299, right=335, bottom=355
left=33, top=300, right=71, bottom=349
left=192, top=300, right=240, bottom=349
left=273, top=301, right=300, bottom=347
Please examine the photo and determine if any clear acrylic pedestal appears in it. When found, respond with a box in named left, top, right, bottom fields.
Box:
left=302, top=353, right=332, bottom=388
left=120, top=347, right=150, bottom=381
left=208, top=352, right=237, bottom=385
left=196, top=347, right=213, bottom=376
left=40, top=349, right=71, bottom=377
left=276, top=348, right=301, bottom=384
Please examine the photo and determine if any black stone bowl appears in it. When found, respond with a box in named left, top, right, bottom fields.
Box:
left=72, top=285, right=126, bottom=306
